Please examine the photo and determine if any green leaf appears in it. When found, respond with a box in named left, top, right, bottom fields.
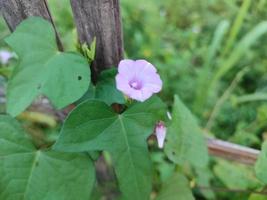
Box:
left=193, top=20, right=230, bottom=114
left=195, top=167, right=216, bottom=199
left=54, top=96, right=166, bottom=200
left=89, top=37, right=96, bottom=61
left=151, top=152, right=175, bottom=182
left=235, top=93, right=267, bottom=104
left=249, top=193, right=267, bottom=200
left=156, top=173, right=195, bottom=200
left=165, top=95, right=209, bottom=168
left=214, top=160, right=260, bottom=190
left=255, top=141, right=267, bottom=184
left=0, top=115, right=95, bottom=200
left=77, top=68, right=125, bottom=105
left=81, top=37, right=96, bottom=62
left=222, top=0, right=251, bottom=56
left=210, top=21, right=267, bottom=93
left=5, top=17, right=90, bottom=116
left=94, top=68, right=125, bottom=105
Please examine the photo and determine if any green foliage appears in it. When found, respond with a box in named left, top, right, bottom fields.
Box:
left=165, top=95, right=209, bottom=168
left=211, top=21, right=267, bottom=92
left=54, top=97, right=166, bottom=200
left=255, top=141, right=267, bottom=184
left=222, top=0, right=251, bottom=56
left=47, top=0, right=77, bottom=51
left=195, top=167, right=216, bottom=199
left=156, top=173, right=195, bottom=200
left=193, top=20, right=230, bottom=114
left=80, top=37, right=96, bottom=62
left=249, top=193, right=267, bottom=200
left=214, top=160, right=260, bottom=190
left=1, top=1, right=267, bottom=199
left=119, top=2, right=267, bottom=198
left=0, top=115, right=95, bottom=200
left=78, top=68, right=125, bottom=105
left=151, top=152, right=175, bottom=182
left=235, top=93, right=267, bottom=104
left=5, top=17, right=90, bottom=116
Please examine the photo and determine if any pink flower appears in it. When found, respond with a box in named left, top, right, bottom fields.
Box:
left=115, top=59, right=162, bottom=102
left=0, top=50, right=13, bottom=65
left=154, top=121, right=167, bottom=148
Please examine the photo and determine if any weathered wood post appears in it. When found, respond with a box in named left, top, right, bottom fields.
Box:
left=70, top=1, right=124, bottom=197
left=70, top=0, right=124, bottom=82
left=0, top=0, right=63, bottom=50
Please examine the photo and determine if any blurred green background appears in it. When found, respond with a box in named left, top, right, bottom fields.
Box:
left=1, top=0, right=267, bottom=199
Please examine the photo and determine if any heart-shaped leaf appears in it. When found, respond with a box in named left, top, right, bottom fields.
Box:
left=214, top=160, right=260, bottom=190
left=156, top=173, right=195, bottom=200
left=54, top=96, right=166, bottom=200
left=165, top=95, right=209, bottom=168
left=5, top=17, right=90, bottom=116
left=0, top=115, right=95, bottom=200
left=255, top=141, right=267, bottom=184
left=77, top=68, right=125, bottom=106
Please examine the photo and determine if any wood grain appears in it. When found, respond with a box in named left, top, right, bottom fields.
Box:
left=0, top=0, right=63, bottom=50
left=70, top=0, right=124, bottom=82
left=207, top=137, right=259, bottom=165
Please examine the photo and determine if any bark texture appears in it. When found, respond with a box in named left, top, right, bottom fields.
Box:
left=0, top=0, right=63, bottom=50
left=70, top=0, right=124, bottom=81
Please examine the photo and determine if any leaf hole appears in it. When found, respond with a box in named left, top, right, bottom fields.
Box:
left=78, top=76, right=82, bottom=80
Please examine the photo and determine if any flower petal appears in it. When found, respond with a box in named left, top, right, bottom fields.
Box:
left=143, top=73, right=162, bottom=93
left=116, top=73, right=131, bottom=93
left=134, top=60, right=156, bottom=75
left=115, top=59, right=163, bottom=102
left=127, top=88, right=152, bottom=102
left=155, top=122, right=167, bottom=148
left=118, top=59, right=135, bottom=77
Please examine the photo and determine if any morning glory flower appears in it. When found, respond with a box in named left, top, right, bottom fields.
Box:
left=0, top=50, right=13, bottom=65
left=154, top=121, right=167, bottom=148
left=115, top=59, right=162, bottom=102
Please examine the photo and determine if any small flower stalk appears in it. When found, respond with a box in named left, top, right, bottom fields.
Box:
left=116, top=59, right=162, bottom=102
left=154, top=121, right=167, bottom=149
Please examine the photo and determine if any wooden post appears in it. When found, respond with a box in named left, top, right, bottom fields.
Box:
left=0, top=0, right=63, bottom=51
left=207, top=137, right=259, bottom=165
left=70, top=0, right=124, bottom=82
left=69, top=2, right=124, bottom=194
